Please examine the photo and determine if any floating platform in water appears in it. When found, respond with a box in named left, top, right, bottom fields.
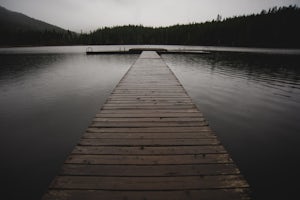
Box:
left=86, top=47, right=209, bottom=55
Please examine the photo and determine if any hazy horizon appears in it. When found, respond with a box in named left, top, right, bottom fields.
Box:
left=1, top=0, right=300, bottom=32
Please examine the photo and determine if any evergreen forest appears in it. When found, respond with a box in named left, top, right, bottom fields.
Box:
left=1, top=5, right=299, bottom=48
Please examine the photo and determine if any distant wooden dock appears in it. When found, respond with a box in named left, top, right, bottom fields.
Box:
left=42, top=51, right=250, bottom=200
left=86, top=47, right=209, bottom=55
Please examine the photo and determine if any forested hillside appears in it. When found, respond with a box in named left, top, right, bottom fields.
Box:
left=1, top=5, right=299, bottom=48
left=82, top=6, right=300, bottom=48
left=0, top=5, right=76, bottom=46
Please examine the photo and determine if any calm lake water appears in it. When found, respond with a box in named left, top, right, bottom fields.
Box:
left=0, top=45, right=300, bottom=200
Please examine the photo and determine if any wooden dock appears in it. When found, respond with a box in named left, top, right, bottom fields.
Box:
left=42, top=51, right=250, bottom=200
left=86, top=48, right=209, bottom=55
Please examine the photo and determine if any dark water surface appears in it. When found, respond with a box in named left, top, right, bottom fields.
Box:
left=163, top=53, right=300, bottom=200
left=0, top=46, right=300, bottom=200
left=0, top=53, right=138, bottom=199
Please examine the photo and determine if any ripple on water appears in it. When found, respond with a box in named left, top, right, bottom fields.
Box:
left=163, top=52, right=300, bottom=200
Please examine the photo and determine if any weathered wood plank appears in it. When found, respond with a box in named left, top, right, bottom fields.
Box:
left=60, top=163, right=239, bottom=176
left=113, top=89, right=186, bottom=91
left=95, top=113, right=203, bottom=118
left=109, top=95, right=190, bottom=97
left=104, top=103, right=194, bottom=106
left=43, top=189, right=251, bottom=200
left=90, top=121, right=208, bottom=128
left=86, top=126, right=212, bottom=133
left=82, top=132, right=216, bottom=139
left=114, top=87, right=184, bottom=90
left=106, top=100, right=193, bottom=104
left=49, top=175, right=248, bottom=190
left=93, top=117, right=205, bottom=122
left=108, top=98, right=192, bottom=101
left=78, top=138, right=220, bottom=146
left=101, top=106, right=197, bottom=110
left=99, top=109, right=200, bottom=113
left=65, top=154, right=232, bottom=165
left=72, top=145, right=225, bottom=155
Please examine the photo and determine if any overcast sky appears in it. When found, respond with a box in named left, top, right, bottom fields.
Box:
left=1, top=0, right=299, bottom=32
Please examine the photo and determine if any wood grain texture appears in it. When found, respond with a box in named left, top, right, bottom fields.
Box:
left=42, top=51, right=250, bottom=200
left=49, top=175, right=248, bottom=190
left=64, top=154, right=232, bottom=165
left=82, top=132, right=216, bottom=139
left=60, top=163, right=239, bottom=176
left=71, top=145, right=225, bottom=155
left=43, top=189, right=251, bottom=200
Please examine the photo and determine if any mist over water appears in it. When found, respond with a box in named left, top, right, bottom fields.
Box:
left=0, top=46, right=300, bottom=200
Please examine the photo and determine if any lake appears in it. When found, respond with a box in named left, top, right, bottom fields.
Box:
left=0, top=45, right=300, bottom=200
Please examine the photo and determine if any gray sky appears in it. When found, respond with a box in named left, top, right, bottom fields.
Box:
left=1, top=0, right=299, bottom=32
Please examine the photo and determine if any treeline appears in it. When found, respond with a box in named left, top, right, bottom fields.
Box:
left=1, top=5, right=299, bottom=48
left=82, top=5, right=300, bottom=48
left=0, top=30, right=77, bottom=46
